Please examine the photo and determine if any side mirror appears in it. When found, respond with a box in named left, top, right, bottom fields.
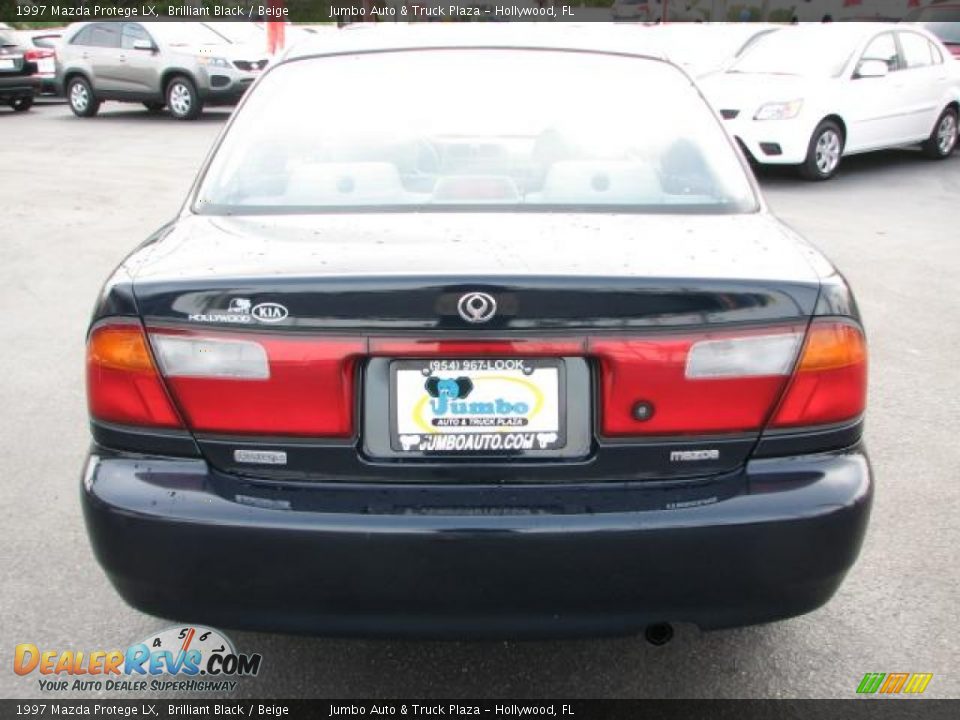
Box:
left=855, top=59, right=889, bottom=79
left=132, top=40, right=155, bottom=52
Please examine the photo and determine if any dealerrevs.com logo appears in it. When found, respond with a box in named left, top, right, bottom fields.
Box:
left=14, top=626, right=262, bottom=693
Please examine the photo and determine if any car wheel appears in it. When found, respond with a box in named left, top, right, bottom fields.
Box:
left=921, top=107, right=958, bottom=159
left=143, top=102, right=165, bottom=113
left=799, top=120, right=844, bottom=181
left=67, top=77, right=100, bottom=118
left=166, top=76, right=202, bottom=121
left=10, top=96, right=33, bottom=112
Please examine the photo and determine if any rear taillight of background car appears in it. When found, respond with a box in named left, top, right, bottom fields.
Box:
left=23, top=48, right=54, bottom=68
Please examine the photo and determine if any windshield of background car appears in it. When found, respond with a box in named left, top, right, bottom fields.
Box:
left=730, top=28, right=855, bottom=77
left=918, top=20, right=960, bottom=44
left=204, top=22, right=264, bottom=44
left=195, top=50, right=757, bottom=214
left=146, top=22, right=226, bottom=47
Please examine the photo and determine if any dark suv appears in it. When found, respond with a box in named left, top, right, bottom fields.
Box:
left=0, top=28, right=40, bottom=112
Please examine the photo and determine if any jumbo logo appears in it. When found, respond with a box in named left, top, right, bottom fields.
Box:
left=413, top=375, right=543, bottom=432
left=252, top=302, right=288, bottom=323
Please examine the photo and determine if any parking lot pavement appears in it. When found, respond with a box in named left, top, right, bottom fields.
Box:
left=1, top=103, right=958, bottom=699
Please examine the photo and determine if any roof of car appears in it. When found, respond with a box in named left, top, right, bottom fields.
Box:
left=776, top=21, right=900, bottom=41
left=282, top=22, right=669, bottom=63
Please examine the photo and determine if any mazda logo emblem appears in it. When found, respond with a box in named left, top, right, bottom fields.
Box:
left=457, top=292, right=497, bottom=323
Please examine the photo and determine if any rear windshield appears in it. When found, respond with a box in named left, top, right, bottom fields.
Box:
left=0, top=30, right=19, bottom=47
left=195, top=49, right=757, bottom=215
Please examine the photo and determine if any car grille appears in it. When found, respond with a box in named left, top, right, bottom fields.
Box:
left=233, top=60, right=268, bottom=72
left=720, top=109, right=740, bottom=120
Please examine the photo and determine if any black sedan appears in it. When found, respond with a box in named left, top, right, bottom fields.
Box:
left=81, top=26, right=872, bottom=639
left=0, top=28, right=39, bottom=111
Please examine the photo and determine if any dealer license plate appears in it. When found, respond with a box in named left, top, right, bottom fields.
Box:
left=391, top=358, right=565, bottom=455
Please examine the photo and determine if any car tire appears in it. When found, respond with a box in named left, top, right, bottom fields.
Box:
left=143, top=101, right=165, bottom=113
left=921, top=107, right=958, bottom=160
left=166, top=76, right=202, bottom=121
left=799, top=120, right=844, bottom=181
left=10, top=96, right=33, bottom=112
left=67, top=77, right=100, bottom=118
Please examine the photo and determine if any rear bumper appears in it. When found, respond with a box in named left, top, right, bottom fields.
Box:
left=81, top=448, right=872, bottom=638
left=0, top=75, right=39, bottom=100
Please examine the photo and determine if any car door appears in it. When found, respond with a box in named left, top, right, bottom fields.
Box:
left=896, top=30, right=950, bottom=141
left=84, top=23, right=124, bottom=95
left=117, top=23, right=160, bottom=97
left=842, top=31, right=907, bottom=153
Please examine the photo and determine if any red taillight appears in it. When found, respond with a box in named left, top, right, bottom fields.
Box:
left=88, top=319, right=865, bottom=440
left=23, top=49, right=53, bottom=61
left=770, top=320, right=867, bottom=428
left=86, top=322, right=183, bottom=429
left=590, top=326, right=806, bottom=436
left=148, top=328, right=363, bottom=437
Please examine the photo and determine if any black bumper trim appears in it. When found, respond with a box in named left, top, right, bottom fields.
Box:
left=755, top=419, right=863, bottom=458
left=91, top=420, right=200, bottom=458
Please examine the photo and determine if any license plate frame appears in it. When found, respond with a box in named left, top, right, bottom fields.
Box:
left=389, top=358, right=567, bottom=456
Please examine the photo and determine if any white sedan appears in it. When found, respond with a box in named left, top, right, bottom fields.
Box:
left=700, top=23, right=960, bottom=180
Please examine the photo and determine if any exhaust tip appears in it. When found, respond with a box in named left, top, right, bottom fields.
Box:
left=644, top=622, right=674, bottom=646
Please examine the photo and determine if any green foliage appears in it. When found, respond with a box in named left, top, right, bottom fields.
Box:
left=726, top=4, right=762, bottom=21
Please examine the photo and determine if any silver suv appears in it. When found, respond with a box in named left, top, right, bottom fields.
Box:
left=58, top=22, right=269, bottom=120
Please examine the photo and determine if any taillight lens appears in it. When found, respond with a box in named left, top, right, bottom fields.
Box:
left=86, top=322, right=183, bottom=428
left=770, top=320, right=867, bottom=428
left=590, top=326, right=805, bottom=436
left=152, top=335, right=270, bottom=379
left=23, top=49, right=53, bottom=61
left=148, top=328, right=363, bottom=437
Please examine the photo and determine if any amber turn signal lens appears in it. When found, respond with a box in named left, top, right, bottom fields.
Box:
left=88, top=324, right=156, bottom=373
left=796, top=322, right=867, bottom=371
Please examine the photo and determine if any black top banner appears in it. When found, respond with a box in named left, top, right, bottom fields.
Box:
left=0, top=0, right=946, bottom=24
left=3, top=700, right=960, bottom=720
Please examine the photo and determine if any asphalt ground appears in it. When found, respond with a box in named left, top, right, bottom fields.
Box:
left=1, top=101, right=958, bottom=699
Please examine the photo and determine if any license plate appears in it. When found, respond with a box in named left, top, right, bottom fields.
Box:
left=391, top=358, right=565, bottom=455
left=38, top=58, right=54, bottom=74
left=0, top=59, right=16, bottom=70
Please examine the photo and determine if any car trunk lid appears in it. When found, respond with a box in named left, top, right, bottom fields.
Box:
left=122, top=212, right=826, bottom=482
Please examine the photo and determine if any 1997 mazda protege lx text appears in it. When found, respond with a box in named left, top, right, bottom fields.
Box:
left=82, top=27, right=872, bottom=639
